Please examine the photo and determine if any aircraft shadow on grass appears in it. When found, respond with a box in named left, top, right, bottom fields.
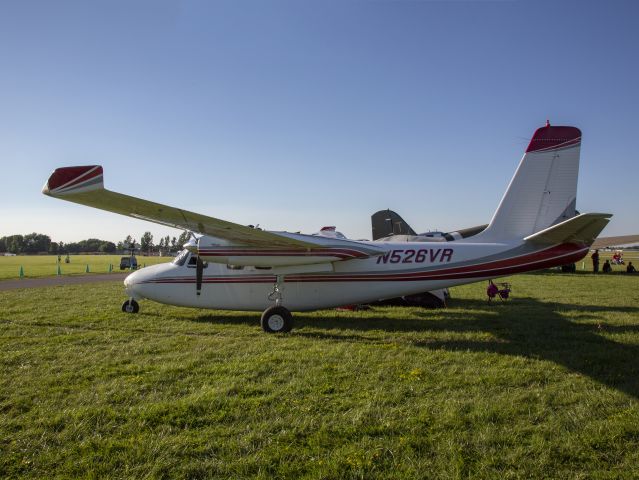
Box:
left=194, top=298, right=639, bottom=400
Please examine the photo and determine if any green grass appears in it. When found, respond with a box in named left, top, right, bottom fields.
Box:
left=1, top=273, right=639, bottom=478
left=2, top=251, right=637, bottom=281
left=0, top=255, right=169, bottom=279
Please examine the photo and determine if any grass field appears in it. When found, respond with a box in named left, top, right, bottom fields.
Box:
left=2, top=251, right=637, bottom=281
left=1, top=272, right=639, bottom=478
left=0, top=255, right=169, bottom=280
left=0, top=251, right=639, bottom=280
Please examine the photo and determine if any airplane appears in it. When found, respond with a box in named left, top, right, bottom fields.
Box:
left=371, top=209, right=488, bottom=242
left=42, top=122, right=611, bottom=333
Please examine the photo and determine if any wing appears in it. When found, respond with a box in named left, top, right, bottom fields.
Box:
left=42, top=166, right=387, bottom=262
left=42, top=165, right=316, bottom=249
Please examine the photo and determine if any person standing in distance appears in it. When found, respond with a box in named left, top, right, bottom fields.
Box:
left=591, top=249, right=600, bottom=273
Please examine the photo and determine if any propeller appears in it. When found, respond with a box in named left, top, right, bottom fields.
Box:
left=196, top=254, right=203, bottom=296
left=180, top=231, right=204, bottom=296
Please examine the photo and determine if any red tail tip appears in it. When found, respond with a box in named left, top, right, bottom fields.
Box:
left=526, top=125, right=581, bottom=153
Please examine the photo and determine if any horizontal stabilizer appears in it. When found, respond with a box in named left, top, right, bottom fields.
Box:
left=371, top=209, right=417, bottom=240
left=524, top=213, right=612, bottom=246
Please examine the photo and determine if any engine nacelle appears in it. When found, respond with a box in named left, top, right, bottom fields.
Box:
left=195, top=232, right=378, bottom=267
left=196, top=248, right=345, bottom=267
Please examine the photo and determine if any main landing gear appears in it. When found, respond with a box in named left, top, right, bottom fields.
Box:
left=261, top=305, right=293, bottom=333
left=262, top=275, right=293, bottom=333
left=122, top=299, right=139, bottom=313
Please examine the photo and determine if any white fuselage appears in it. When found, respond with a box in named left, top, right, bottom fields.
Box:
left=124, top=239, right=588, bottom=311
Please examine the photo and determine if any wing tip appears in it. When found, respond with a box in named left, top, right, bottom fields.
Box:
left=43, top=165, right=104, bottom=196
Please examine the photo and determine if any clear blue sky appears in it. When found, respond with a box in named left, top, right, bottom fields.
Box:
left=1, top=0, right=637, bottom=244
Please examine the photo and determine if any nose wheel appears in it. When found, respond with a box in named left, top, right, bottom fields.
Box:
left=122, top=299, right=139, bottom=313
left=261, top=306, right=293, bottom=333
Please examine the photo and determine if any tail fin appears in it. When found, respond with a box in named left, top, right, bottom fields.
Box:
left=477, top=124, right=582, bottom=241
left=371, top=209, right=417, bottom=240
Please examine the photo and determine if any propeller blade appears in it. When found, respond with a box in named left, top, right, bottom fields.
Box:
left=196, top=255, right=203, bottom=296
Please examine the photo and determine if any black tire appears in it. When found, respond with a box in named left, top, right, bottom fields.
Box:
left=261, top=306, right=293, bottom=333
left=121, top=299, right=140, bottom=313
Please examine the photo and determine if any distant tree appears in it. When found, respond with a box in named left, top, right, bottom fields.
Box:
left=177, top=231, right=191, bottom=248
left=5, top=235, right=25, bottom=254
left=65, top=242, right=80, bottom=253
left=140, top=231, right=154, bottom=253
left=98, top=241, right=116, bottom=253
left=48, top=242, right=59, bottom=254
left=117, top=235, right=135, bottom=252
left=77, top=238, right=102, bottom=252
left=23, top=233, right=51, bottom=253
left=0, top=235, right=118, bottom=254
left=164, top=236, right=170, bottom=251
left=170, top=236, right=177, bottom=251
left=61, top=238, right=114, bottom=253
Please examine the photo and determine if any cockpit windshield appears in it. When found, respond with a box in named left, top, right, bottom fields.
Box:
left=172, top=249, right=190, bottom=266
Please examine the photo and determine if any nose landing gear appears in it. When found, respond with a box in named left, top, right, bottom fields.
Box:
left=262, top=275, right=293, bottom=333
left=122, top=299, right=139, bottom=313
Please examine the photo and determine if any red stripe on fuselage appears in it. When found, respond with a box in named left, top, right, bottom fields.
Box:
left=142, top=243, right=587, bottom=285
left=287, top=246, right=588, bottom=282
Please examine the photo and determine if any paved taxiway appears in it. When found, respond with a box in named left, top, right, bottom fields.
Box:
left=0, top=273, right=129, bottom=291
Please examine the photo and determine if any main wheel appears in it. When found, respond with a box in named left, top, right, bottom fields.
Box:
left=121, top=299, right=140, bottom=313
left=261, top=306, right=293, bottom=333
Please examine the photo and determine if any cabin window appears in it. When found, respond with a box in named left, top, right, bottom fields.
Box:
left=227, top=265, right=244, bottom=270
left=254, top=266, right=272, bottom=270
left=172, top=249, right=190, bottom=266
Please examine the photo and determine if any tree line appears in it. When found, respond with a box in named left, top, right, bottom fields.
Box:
left=119, top=231, right=191, bottom=255
left=0, top=231, right=191, bottom=255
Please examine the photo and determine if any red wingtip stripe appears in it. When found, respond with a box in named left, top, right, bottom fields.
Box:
left=47, top=165, right=103, bottom=191
left=526, top=125, right=581, bottom=153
